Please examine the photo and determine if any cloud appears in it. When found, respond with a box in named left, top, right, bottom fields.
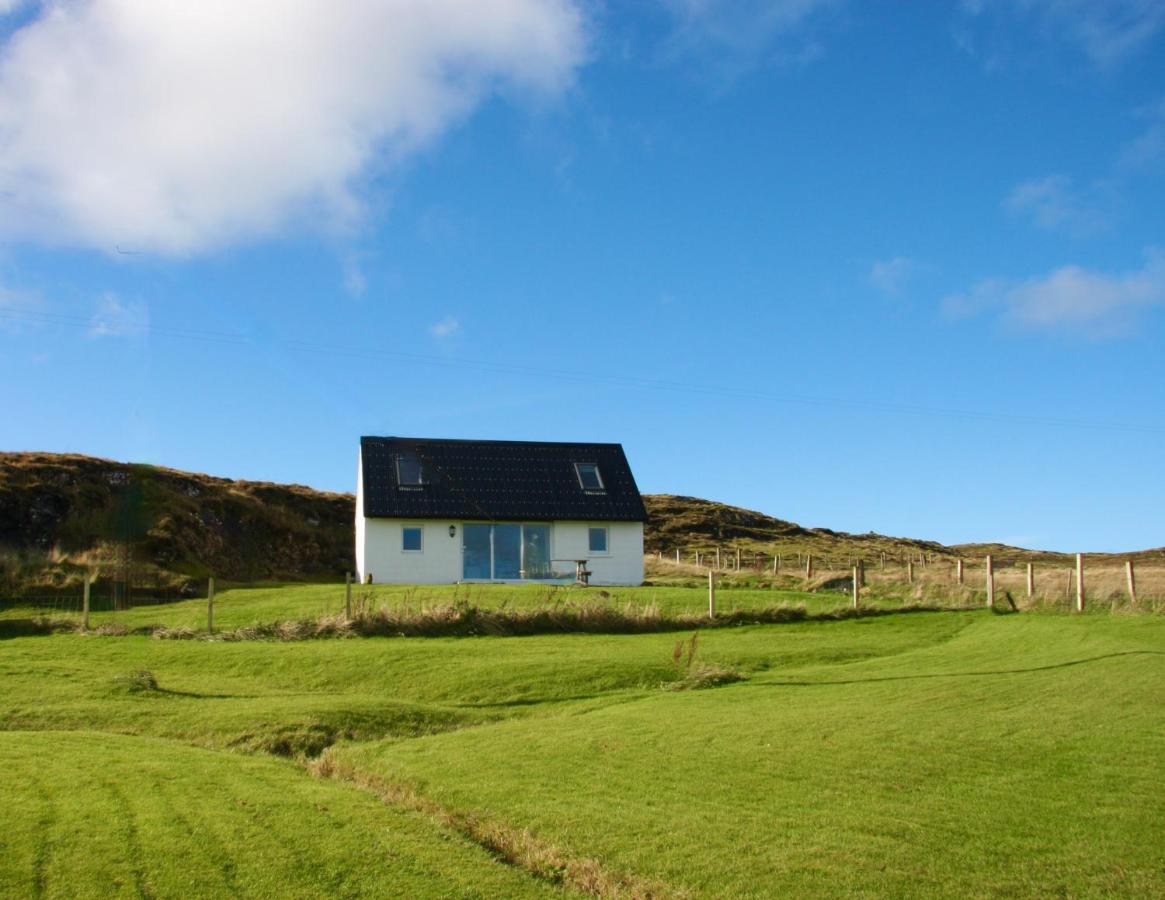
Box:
left=88, top=293, right=148, bottom=338
left=959, top=0, right=1165, bottom=68
left=428, top=315, right=461, bottom=339
left=657, top=0, right=839, bottom=76
left=341, top=256, right=368, bottom=299
left=941, top=250, right=1165, bottom=336
left=0, top=1, right=586, bottom=256
left=1004, top=175, right=1111, bottom=236
left=1119, top=97, right=1165, bottom=172
left=869, top=257, right=922, bottom=296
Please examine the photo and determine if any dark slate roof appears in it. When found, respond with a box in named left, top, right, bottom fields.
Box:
left=360, top=436, right=647, bottom=522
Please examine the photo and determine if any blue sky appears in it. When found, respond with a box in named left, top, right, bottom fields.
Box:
left=1, top=1, right=1163, bottom=551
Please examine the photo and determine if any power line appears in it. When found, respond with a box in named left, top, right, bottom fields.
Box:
left=1, top=304, right=1161, bottom=435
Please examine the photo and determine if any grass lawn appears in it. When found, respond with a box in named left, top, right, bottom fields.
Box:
left=0, top=579, right=885, bottom=632
left=0, top=731, right=552, bottom=899
left=1, top=590, right=1162, bottom=897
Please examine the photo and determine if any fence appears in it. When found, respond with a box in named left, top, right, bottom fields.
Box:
left=649, top=547, right=1165, bottom=609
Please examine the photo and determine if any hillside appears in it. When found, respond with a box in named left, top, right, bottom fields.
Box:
left=3, top=452, right=1158, bottom=595
left=0, top=452, right=353, bottom=594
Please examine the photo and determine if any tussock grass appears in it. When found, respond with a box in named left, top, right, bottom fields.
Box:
left=111, top=669, right=158, bottom=693
left=145, top=599, right=960, bottom=642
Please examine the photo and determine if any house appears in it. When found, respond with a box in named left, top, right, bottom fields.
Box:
left=355, top=436, right=648, bottom=585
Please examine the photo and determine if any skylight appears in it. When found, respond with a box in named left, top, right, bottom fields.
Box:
left=574, top=462, right=604, bottom=491
left=396, top=450, right=425, bottom=487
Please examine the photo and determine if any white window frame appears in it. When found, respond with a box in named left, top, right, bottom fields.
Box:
left=587, top=525, right=610, bottom=556
left=574, top=462, right=605, bottom=492
left=401, top=524, right=424, bottom=553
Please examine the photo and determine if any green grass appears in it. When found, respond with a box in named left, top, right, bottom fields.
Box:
left=0, top=579, right=900, bottom=632
left=2, top=589, right=1162, bottom=897
left=332, top=613, right=1165, bottom=897
left=0, top=731, right=552, bottom=899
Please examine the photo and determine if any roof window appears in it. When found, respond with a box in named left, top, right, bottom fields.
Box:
left=396, top=450, right=426, bottom=488
left=574, top=462, right=604, bottom=492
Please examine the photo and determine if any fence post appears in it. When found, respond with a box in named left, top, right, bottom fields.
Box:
left=716, top=548, right=721, bottom=569
left=1026, top=562, right=1034, bottom=598
left=857, top=559, right=866, bottom=587
left=805, top=554, right=813, bottom=579
left=735, top=548, right=741, bottom=571
left=956, top=558, right=964, bottom=585
left=708, top=570, right=716, bottom=620
left=907, top=561, right=914, bottom=583
left=852, top=566, right=859, bottom=609
left=1127, top=559, right=1137, bottom=603
left=207, top=576, right=215, bottom=633
left=345, top=571, right=352, bottom=621
left=82, top=574, right=91, bottom=630
left=1076, top=554, right=1084, bottom=612
left=696, top=551, right=701, bottom=567
left=985, top=556, right=994, bottom=608
left=773, top=554, right=778, bottom=575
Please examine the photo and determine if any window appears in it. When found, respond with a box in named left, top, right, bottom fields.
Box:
left=588, top=526, right=608, bottom=554
left=402, top=526, right=423, bottom=552
left=396, top=450, right=425, bottom=488
left=574, top=462, right=604, bottom=491
left=462, top=523, right=553, bottom=580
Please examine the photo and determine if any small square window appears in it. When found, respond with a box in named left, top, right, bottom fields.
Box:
left=574, top=463, right=604, bottom=491
left=396, top=451, right=425, bottom=487
left=402, top=526, right=423, bottom=552
left=588, top=527, right=608, bottom=554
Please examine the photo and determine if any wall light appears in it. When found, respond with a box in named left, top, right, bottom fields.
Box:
left=448, top=525, right=456, bottom=538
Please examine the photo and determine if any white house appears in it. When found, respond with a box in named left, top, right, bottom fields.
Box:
left=355, top=436, right=647, bottom=585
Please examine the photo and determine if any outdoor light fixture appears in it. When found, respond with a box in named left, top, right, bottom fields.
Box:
left=449, top=525, right=456, bottom=538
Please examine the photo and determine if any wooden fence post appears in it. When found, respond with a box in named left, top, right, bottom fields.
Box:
left=1026, top=562, right=1034, bottom=598
left=805, top=554, right=813, bottom=579
left=708, top=570, right=716, bottom=620
left=907, top=561, right=914, bottom=583
left=985, top=556, right=994, bottom=608
left=1127, top=559, right=1137, bottom=604
left=207, top=576, right=215, bottom=632
left=852, top=566, right=860, bottom=609
left=716, top=548, right=721, bottom=569
left=1075, top=554, right=1084, bottom=612
left=696, top=551, right=701, bottom=567
left=956, top=558, right=964, bottom=585
left=675, top=548, right=680, bottom=564
left=345, top=571, right=352, bottom=621
left=735, top=548, right=741, bottom=571
left=82, top=573, right=91, bottom=630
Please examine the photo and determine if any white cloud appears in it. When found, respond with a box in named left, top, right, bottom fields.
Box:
left=428, top=315, right=461, bottom=339
left=959, top=0, right=1165, bottom=68
left=657, top=0, right=838, bottom=75
left=88, top=293, right=148, bottom=338
left=942, top=251, right=1165, bottom=336
left=341, top=257, right=367, bottom=299
left=869, top=257, right=922, bottom=296
left=0, top=1, right=586, bottom=256
left=1004, top=174, right=1111, bottom=236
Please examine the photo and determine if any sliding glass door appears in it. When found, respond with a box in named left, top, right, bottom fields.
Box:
left=462, top=523, right=553, bottom=580
left=462, top=524, right=491, bottom=580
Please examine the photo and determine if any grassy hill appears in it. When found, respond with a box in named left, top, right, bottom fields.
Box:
left=0, top=452, right=353, bottom=596
left=3, top=452, right=1161, bottom=599
left=2, top=610, right=1162, bottom=896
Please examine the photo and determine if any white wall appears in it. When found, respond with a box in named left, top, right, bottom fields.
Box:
left=356, top=517, right=644, bottom=585
left=552, top=521, right=644, bottom=586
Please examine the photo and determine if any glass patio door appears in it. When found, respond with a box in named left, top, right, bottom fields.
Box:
left=462, top=524, right=491, bottom=580
left=493, top=524, right=521, bottom=579
left=461, top=523, right=553, bottom=580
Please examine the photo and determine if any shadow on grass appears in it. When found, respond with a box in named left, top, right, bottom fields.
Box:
left=748, top=649, right=1165, bottom=688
